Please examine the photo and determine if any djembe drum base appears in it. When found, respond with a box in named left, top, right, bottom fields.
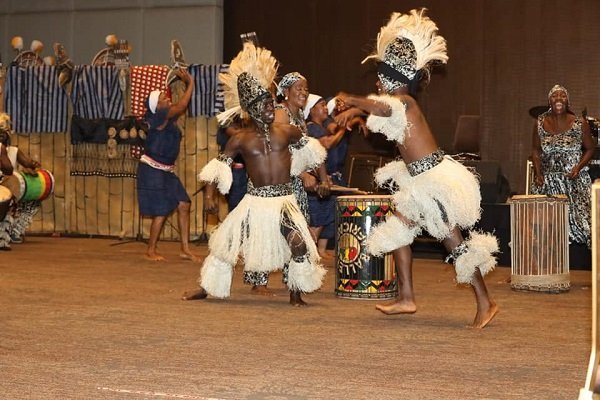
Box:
left=510, top=274, right=570, bottom=293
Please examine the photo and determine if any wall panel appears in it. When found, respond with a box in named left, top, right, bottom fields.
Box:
left=224, top=0, right=600, bottom=193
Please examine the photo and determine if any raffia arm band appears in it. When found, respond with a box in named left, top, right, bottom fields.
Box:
left=365, top=94, right=409, bottom=144
left=197, top=155, right=234, bottom=194
left=290, top=136, right=327, bottom=176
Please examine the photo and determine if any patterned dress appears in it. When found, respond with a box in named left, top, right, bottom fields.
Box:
left=275, top=103, right=311, bottom=222
left=137, top=111, right=190, bottom=217
left=530, top=112, right=591, bottom=246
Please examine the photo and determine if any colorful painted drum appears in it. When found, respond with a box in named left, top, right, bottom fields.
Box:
left=15, top=169, right=55, bottom=202
left=509, top=195, right=570, bottom=292
left=335, top=195, right=397, bottom=299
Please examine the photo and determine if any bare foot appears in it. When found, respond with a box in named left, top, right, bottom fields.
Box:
left=145, top=252, right=166, bottom=261
left=375, top=300, right=417, bottom=315
left=470, top=302, right=498, bottom=329
left=179, top=252, right=201, bottom=262
left=251, top=285, right=275, bottom=296
left=290, top=291, right=308, bottom=307
left=181, top=288, right=208, bottom=300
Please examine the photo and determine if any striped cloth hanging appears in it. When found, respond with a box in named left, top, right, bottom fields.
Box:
left=71, top=65, right=124, bottom=120
left=188, top=64, right=229, bottom=117
left=4, top=65, right=68, bottom=133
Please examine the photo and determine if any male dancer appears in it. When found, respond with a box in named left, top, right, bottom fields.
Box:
left=335, top=9, right=498, bottom=328
left=183, top=43, right=328, bottom=306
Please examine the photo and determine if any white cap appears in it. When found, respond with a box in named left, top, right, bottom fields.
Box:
left=302, top=93, right=323, bottom=120
left=148, top=90, right=161, bottom=114
left=326, top=97, right=336, bottom=115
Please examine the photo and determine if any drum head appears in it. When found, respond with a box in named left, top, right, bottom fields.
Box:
left=0, top=185, right=12, bottom=201
left=0, top=173, right=24, bottom=201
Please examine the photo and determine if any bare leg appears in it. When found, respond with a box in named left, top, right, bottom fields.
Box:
left=376, top=245, right=417, bottom=314
left=317, top=238, right=332, bottom=257
left=310, top=225, right=333, bottom=261
left=290, top=290, right=307, bottom=306
left=288, top=231, right=309, bottom=307
left=443, top=227, right=498, bottom=329
left=146, top=216, right=166, bottom=261
left=177, top=201, right=200, bottom=262
left=309, top=226, right=322, bottom=244
left=469, top=269, right=498, bottom=329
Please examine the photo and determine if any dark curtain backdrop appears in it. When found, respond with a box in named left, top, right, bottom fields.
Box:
left=224, top=0, right=600, bottom=193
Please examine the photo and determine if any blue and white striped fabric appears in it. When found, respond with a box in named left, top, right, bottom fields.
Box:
left=71, top=65, right=124, bottom=120
left=188, top=64, right=229, bottom=117
left=4, top=65, right=68, bottom=133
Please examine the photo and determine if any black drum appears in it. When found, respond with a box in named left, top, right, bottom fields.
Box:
left=335, top=195, right=397, bottom=299
left=0, top=185, right=12, bottom=221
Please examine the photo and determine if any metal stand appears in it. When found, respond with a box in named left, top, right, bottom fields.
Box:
left=110, top=213, right=146, bottom=246
left=193, top=212, right=209, bottom=245
left=192, top=184, right=209, bottom=245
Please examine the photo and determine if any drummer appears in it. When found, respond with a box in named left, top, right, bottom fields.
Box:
left=0, top=112, right=42, bottom=249
left=304, top=94, right=348, bottom=259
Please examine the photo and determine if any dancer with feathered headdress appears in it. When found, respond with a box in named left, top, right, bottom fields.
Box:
left=183, top=42, right=328, bottom=306
left=332, top=9, right=499, bottom=328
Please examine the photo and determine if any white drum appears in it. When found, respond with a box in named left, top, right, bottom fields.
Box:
left=509, top=195, right=570, bottom=292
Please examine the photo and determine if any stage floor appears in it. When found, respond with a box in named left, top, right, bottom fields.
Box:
left=0, top=236, right=592, bottom=399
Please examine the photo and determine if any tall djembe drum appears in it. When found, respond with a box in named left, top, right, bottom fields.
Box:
left=335, top=195, right=397, bottom=299
left=509, top=194, right=570, bottom=292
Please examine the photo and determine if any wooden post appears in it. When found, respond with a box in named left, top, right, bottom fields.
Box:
left=579, top=182, right=600, bottom=399
left=0, top=64, right=6, bottom=113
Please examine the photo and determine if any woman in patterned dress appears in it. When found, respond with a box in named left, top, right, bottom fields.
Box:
left=530, top=84, right=596, bottom=247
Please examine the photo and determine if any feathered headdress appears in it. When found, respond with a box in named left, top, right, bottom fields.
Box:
left=362, top=9, right=448, bottom=94
left=217, top=42, right=278, bottom=126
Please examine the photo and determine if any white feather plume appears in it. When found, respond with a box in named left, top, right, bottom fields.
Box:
left=218, top=42, right=278, bottom=126
left=362, top=8, right=448, bottom=74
